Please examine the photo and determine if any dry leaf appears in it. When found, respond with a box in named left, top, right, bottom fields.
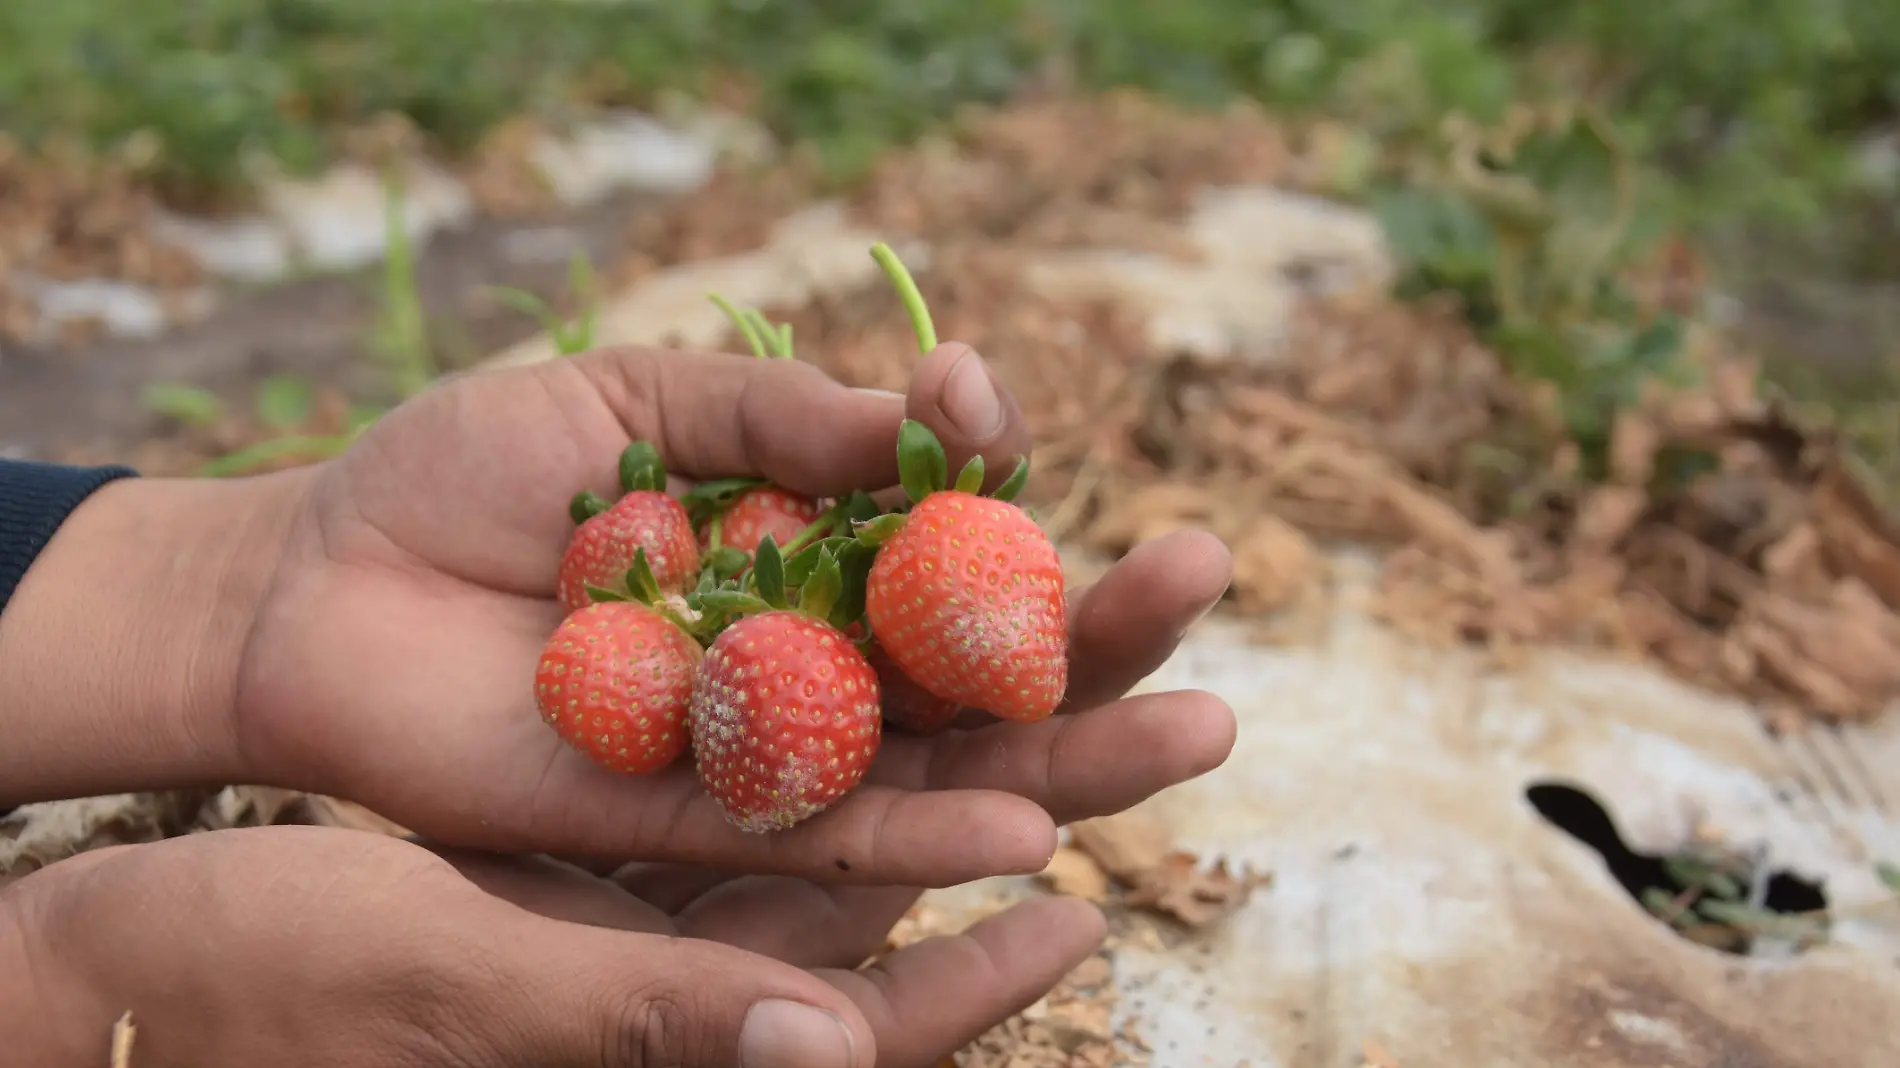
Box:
left=1068, top=812, right=1173, bottom=884
left=1039, top=846, right=1112, bottom=901
left=1812, top=455, right=1900, bottom=611
left=1231, top=514, right=1325, bottom=612
left=1124, top=852, right=1272, bottom=927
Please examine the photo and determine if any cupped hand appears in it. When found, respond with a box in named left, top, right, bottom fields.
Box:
left=5, top=826, right=1103, bottom=1068
left=233, top=342, right=1237, bottom=886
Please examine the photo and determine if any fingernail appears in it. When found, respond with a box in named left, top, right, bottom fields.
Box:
left=740, top=1000, right=857, bottom=1068
left=940, top=350, right=1004, bottom=440
left=851, top=387, right=905, bottom=401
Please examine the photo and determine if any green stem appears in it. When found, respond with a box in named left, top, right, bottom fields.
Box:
left=870, top=242, right=938, bottom=354
left=781, top=503, right=845, bottom=557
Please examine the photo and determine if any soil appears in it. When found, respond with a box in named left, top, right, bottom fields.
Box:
left=0, top=188, right=671, bottom=461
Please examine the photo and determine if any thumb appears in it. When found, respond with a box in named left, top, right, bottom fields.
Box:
left=469, top=905, right=875, bottom=1068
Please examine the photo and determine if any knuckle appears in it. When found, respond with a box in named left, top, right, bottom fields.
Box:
left=607, top=984, right=712, bottom=1068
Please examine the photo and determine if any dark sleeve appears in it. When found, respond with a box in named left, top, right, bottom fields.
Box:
left=0, top=460, right=137, bottom=821
left=0, top=459, right=140, bottom=616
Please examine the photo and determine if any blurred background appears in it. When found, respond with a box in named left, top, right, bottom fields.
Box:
left=3, top=1, right=1898, bottom=715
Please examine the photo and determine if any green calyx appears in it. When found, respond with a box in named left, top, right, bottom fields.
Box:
left=685, top=532, right=876, bottom=635
left=708, top=292, right=794, bottom=360
left=618, top=441, right=668, bottom=494
left=570, top=489, right=614, bottom=525
left=583, top=548, right=702, bottom=635
left=892, top=417, right=1032, bottom=507
left=679, top=476, right=771, bottom=529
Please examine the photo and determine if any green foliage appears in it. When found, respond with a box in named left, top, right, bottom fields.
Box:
left=4, top=0, right=1894, bottom=218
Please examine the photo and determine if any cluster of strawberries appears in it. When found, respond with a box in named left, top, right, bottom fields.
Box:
left=532, top=245, right=1069, bottom=834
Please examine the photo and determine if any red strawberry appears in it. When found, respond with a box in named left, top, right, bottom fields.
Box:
left=844, top=621, right=961, bottom=735
left=706, top=485, right=826, bottom=554
left=867, top=637, right=962, bottom=734
left=861, top=421, right=1067, bottom=722
left=557, top=442, right=699, bottom=615
left=690, top=608, right=882, bottom=833
left=534, top=600, right=702, bottom=774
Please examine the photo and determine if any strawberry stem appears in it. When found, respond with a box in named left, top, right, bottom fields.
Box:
left=709, top=293, right=768, bottom=359
left=870, top=242, right=938, bottom=354
left=619, top=442, right=667, bottom=493
left=570, top=489, right=613, bottom=525
left=896, top=418, right=949, bottom=504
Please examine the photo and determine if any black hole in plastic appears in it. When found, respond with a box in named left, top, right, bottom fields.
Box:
left=1525, top=780, right=1827, bottom=955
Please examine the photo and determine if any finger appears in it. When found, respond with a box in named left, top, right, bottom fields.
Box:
left=563, top=342, right=1032, bottom=499
left=469, top=901, right=879, bottom=1068
left=870, top=689, right=1237, bottom=824
left=421, top=844, right=676, bottom=934
left=1056, top=527, right=1234, bottom=713
left=432, top=740, right=1061, bottom=887
left=609, top=861, right=739, bottom=913
left=902, top=343, right=1036, bottom=493
left=676, top=878, right=924, bottom=969
left=816, top=895, right=1107, bottom=1068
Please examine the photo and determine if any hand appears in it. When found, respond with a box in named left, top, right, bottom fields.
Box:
left=4, top=826, right=1104, bottom=1067
left=234, top=343, right=1235, bottom=885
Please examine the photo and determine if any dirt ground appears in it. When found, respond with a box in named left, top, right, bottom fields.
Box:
left=0, top=188, right=668, bottom=461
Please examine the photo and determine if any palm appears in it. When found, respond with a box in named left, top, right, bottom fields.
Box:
left=235, top=346, right=1237, bottom=885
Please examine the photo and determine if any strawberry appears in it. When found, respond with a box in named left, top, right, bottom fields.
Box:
left=534, top=599, right=703, bottom=774
left=844, top=621, right=961, bottom=735
left=684, top=478, right=828, bottom=557
left=860, top=425, right=1068, bottom=723
left=854, top=245, right=1068, bottom=722
left=557, top=442, right=699, bottom=615
left=689, top=538, right=882, bottom=833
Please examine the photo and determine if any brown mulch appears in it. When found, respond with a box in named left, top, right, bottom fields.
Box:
left=656, top=92, right=1900, bottom=728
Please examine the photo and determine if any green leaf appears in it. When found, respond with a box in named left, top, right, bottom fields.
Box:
left=1640, top=887, right=1692, bottom=927
left=583, top=582, right=629, bottom=604
left=1878, top=862, right=1900, bottom=894
left=696, top=590, right=774, bottom=619
left=197, top=433, right=355, bottom=478
left=484, top=285, right=557, bottom=323
left=1664, top=855, right=1744, bottom=900
left=624, top=547, right=664, bottom=604
left=842, top=490, right=885, bottom=525
left=142, top=382, right=225, bottom=428
left=953, top=454, right=985, bottom=494
left=832, top=539, right=876, bottom=629
left=705, top=545, right=751, bottom=582
left=796, top=548, right=845, bottom=621
left=784, top=537, right=852, bottom=585
left=751, top=534, right=789, bottom=609
left=991, top=456, right=1031, bottom=502
left=618, top=441, right=667, bottom=493
left=896, top=418, right=948, bottom=503
left=681, top=477, right=768, bottom=525
left=570, top=489, right=613, bottom=525
left=853, top=512, right=907, bottom=548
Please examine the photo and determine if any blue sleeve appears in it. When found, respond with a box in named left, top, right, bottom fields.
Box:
left=0, top=459, right=140, bottom=616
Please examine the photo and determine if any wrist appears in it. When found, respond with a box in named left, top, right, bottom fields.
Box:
left=0, top=468, right=313, bottom=805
